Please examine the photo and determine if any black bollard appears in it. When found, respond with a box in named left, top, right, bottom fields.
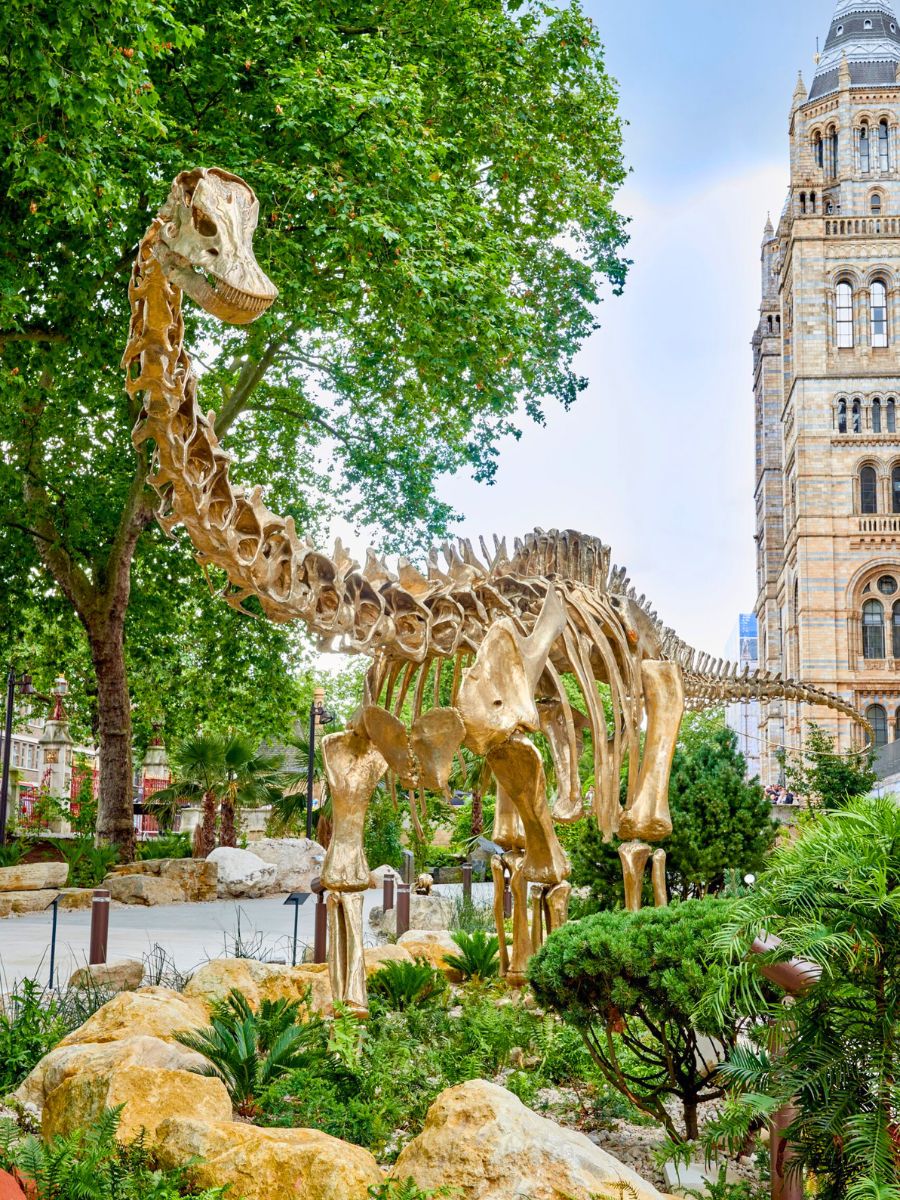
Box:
left=89, top=888, right=110, bottom=965
left=396, top=883, right=411, bottom=937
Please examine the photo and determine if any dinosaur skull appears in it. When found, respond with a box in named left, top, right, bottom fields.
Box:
left=154, top=167, right=278, bottom=324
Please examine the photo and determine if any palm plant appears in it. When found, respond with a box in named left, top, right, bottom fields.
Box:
left=368, top=960, right=447, bottom=1011
left=175, top=988, right=326, bottom=1117
left=445, top=930, right=500, bottom=982
left=270, top=728, right=332, bottom=842
left=701, top=796, right=900, bottom=1199
left=149, top=732, right=288, bottom=856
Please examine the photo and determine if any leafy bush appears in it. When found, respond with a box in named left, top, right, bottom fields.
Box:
left=368, top=960, right=447, bottom=1012
left=176, top=988, right=328, bottom=1116
left=135, top=834, right=192, bottom=861
left=701, top=796, right=900, bottom=1199
left=369, top=1181, right=456, bottom=1199
left=364, top=788, right=405, bottom=871
left=529, top=899, right=736, bottom=1142
left=47, top=838, right=119, bottom=889
left=0, top=1108, right=226, bottom=1200
left=444, top=930, right=500, bottom=982
left=0, top=979, right=66, bottom=1093
left=448, top=894, right=496, bottom=933
left=0, top=840, right=26, bottom=868
left=422, top=846, right=459, bottom=873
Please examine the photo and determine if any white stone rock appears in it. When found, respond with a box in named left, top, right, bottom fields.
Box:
left=369, top=892, right=454, bottom=935
left=0, top=862, right=68, bottom=892
left=368, top=864, right=403, bottom=888
left=69, top=960, right=144, bottom=993
left=248, top=837, right=325, bottom=893
left=206, top=847, right=277, bottom=898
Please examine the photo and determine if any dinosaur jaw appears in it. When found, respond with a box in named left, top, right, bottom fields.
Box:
left=156, top=248, right=276, bottom=325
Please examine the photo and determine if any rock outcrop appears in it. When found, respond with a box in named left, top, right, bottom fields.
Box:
left=184, top=958, right=332, bottom=1016
left=206, top=847, right=277, bottom=898
left=392, top=1079, right=666, bottom=1200
left=69, top=961, right=144, bottom=993
left=364, top=945, right=415, bottom=976
left=104, top=875, right=186, bottom=906
left=369, top=893, right=454, bottom=935
left=248, top=838, right=325, bottom=893
left=55, top=987, right=210, bottom=1048
left=0, top=863, right=68, bottom=891
left=43, top=1064, right=232, bottom=1144
left=0, top=890, right=60, bottom=916
left=155, top=1118, right=382, bottom=1200
left=397, top=930, right=462, bottom=978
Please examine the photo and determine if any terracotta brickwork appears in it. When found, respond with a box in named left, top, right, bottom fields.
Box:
left=755, top=26, right=900, bottom=781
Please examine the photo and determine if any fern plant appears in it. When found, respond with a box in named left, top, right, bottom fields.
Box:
left=176, top=987, right=327, bottom=1117
left=0, top=1109, right=227, bottom=1199
left=444, top=930, right=500, bottom=982
left=368, top=960, right=448, bottom=1011
left=368, top=1179, right=457, bottom=1199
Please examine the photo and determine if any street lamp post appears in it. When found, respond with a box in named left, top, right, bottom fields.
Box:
left=305, top=686, right=334, bottom=841
left=0, top=668, right=35, bottom=846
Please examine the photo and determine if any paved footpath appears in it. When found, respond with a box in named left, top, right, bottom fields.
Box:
left=0, top=882, right=491, bottom=987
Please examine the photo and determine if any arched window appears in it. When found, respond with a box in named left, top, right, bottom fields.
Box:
left=871, top=280, right=889, bottom=347
left=853, top=399, right=862, bottom=433
left=880, top=120, right=890, bottom=172
left=800, top=192, right=807, bottom=215
left=867, top=703, right=889, bottom=746
left=861, top=464, right=879, bottom=514
left=830, top=127, right=840, bottom=177
left=863, top=602, right=886, bottom=659
left=895, top=707, right=900, bottom=739
left=810, top=191, right=817, bottom=213
left=815, top=131, right=824, bottom=170
left=860, top=124, right=871, bottom=172
left=894, top=602, right=900, bottom=658
left=872, top=192, right=883, bottom=214
left=889, top=399, right=897, bottom=433
left=893, top=465, right=900, bottom=513
left=836, top=281, right=854, bottom=347
left=873, top=398, right=883, bottom=433
left=838, top=398, right=848, bottom=433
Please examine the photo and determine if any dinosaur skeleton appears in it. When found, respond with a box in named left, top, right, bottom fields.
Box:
left=127, top=169, right=866, bottom=1010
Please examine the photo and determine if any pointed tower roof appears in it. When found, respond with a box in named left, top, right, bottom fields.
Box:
left=810, top=1, right=900, bottom=99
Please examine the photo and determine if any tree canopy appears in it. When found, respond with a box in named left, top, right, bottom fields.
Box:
left=0, top=0, right=629, bottom=845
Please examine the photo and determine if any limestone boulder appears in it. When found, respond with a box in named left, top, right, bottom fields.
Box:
left=369, top=893, right=454, bottom=935
left=248, top=838, right=325, bottom=893
left=57, top=987, right=210, bottom=1048
left=0, top=890, right=60, bottom=915
left=109, top=860, right=162, bottom=876
left=14, top=1035, right=210, bottom=1112
left=184, top=958, right=332, bottom=1016
left=397, top=930, right=462, bottom=978
left=369, top=864, right=402, bottom=888
left=43, top=1065, right=232, bottom=1144
left=69, top=960, right=144, bottom=994
left=104, top=874, right=186, bottom=906
left=206, top=847, right=276, bottom=898
left=392, top=1079, right=666, bottom=1200
left=159, top=859, right=217, bottom=902
left=57, top=888, right=94, bottom=911
left=156, top=1117, right=381, bottom=1200
left=0, top=862, right=68, bottom=891
left=364, top=945, right=415, bottom=977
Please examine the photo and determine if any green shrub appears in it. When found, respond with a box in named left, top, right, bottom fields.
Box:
left=529, top=899, right=736, bottom=1143
left=136, top=834, right=192, bottom=861
left=0, top=979, right=66, bottom=1093
left=364, top=788, right=405, bottom=871
left=369, top=1181, right=456, bottom=1199
left=176, top=988, right=328, bottom=1116
left=0, top=1108, right=226, bottom=1199
left=448, top=894, right=496, bottom=933
left=47, top=838, right=118, bottom=889
left=444, top=930, right=500, bottom=982
left=369, top=960, right=447, bottom=1012
left=0, top=840, right=26, bottom=868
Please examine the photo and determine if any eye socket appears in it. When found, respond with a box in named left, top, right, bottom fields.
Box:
left=493, top=699, right=503, bottom=708
left=192, top=206, right=218, bottom=238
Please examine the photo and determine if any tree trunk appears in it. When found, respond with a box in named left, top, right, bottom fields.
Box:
left=195, top=789, right=218, bottom=858
left=220, top=792, right=237, bottom=848
left=90, top=622, right=135, bottom=859
left=471, top=790, right=484, bottom=838
left=683, top=1099, right=699, bottom=1142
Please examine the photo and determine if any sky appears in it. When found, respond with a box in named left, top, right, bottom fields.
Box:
left=328, top=0, right=843, bottom=668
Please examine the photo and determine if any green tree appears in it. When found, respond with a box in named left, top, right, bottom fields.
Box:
left=151, top=731, right=287, bottom=854
left=780, top=721, right=876, bottom=811
left=529, top=899, right=736, bottom=1142
left=702, top=796, right=900, bottom=1199
left=0, top=0, right=629, bottom=851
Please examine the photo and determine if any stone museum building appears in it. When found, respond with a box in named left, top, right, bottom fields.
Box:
left=754, top=0, right=900, bottom=780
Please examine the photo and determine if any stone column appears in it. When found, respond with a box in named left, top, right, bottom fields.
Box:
left=37, top=677, right=74, bottom=834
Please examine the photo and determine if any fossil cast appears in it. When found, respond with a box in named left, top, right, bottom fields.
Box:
left=127, top=168, right=867, bottom=1008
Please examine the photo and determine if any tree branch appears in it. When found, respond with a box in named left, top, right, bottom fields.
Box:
left=0, top=327, right=67, bottom=348
left=215, top=327, right=296, bottom=435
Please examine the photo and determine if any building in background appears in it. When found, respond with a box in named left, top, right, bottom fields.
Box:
left=725, top=614, right=763, bottom=781
left=754, top=0, right=900, bottom=781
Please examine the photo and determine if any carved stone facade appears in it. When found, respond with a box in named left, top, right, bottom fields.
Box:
left=755, top=1, right=900, bottom=780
